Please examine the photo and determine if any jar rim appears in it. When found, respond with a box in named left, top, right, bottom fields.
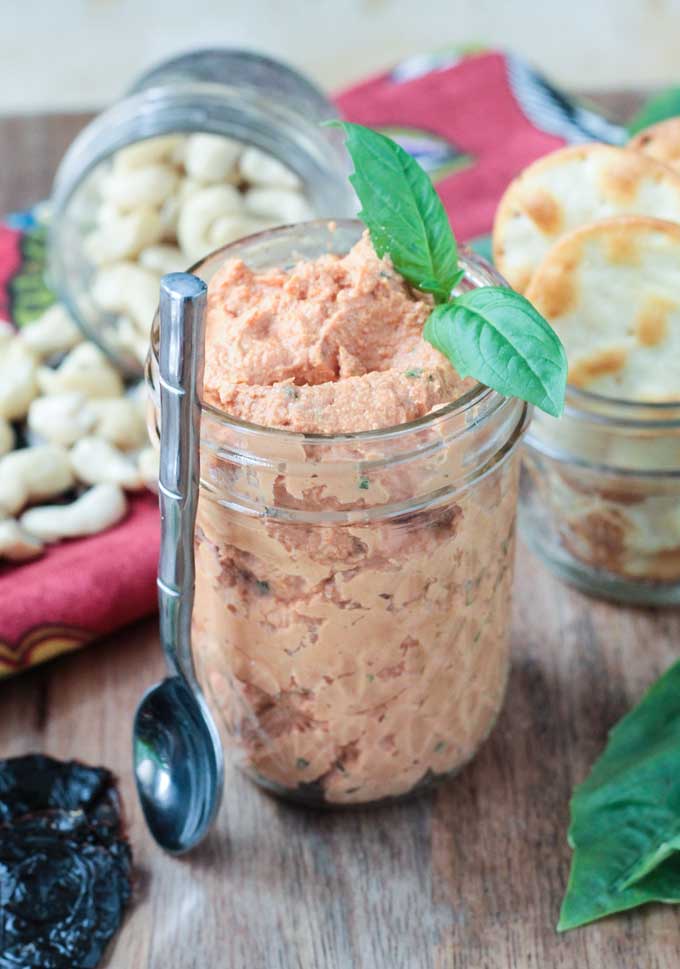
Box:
left=148, top=219, right=516, bottom=444
left=50, top=81, right=349, bottom=219
left=128, top=47, right=334, bottom=121
left=561, top=383, right=680, bottom=430
left=197, top=375, right=500, bottom=444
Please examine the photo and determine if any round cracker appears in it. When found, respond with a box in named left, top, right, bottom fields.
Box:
left=629, top=117, right=680, bottom=173
left=525, top=216, right=680, bottom=401
left=493, top=144, right=680, bottom=294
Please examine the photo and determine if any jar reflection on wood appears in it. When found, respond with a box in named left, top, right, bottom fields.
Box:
left=146, top=222, right=530, bottom=807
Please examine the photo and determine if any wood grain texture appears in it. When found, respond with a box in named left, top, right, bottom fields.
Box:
left=2, top=98, right=680, bottom=969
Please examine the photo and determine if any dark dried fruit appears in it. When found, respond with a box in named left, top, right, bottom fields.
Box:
left=0, top=755, right=132, bottom=969
left=0, top=755, right=116, bottom=826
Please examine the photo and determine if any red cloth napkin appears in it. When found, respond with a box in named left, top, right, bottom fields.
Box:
left=1, top=48, right=604, bottom=676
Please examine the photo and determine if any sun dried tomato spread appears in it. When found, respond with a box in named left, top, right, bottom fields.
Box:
left=202, top=233, right=466, bottom=433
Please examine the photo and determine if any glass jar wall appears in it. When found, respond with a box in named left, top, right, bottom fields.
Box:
left=521, top=388, right=680, bottom=605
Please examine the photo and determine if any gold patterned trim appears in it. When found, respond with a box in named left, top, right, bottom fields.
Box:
left=0, top=625, right=93, bottom=678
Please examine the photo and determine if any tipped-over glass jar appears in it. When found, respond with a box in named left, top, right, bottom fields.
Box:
left=48, top=48, right=355, bottom=377
left=521, top=388, right=680, bottom=605
left=147, top=221, right=530, bottom=807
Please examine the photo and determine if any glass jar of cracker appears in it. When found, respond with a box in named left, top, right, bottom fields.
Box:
left=515, top=213, right=680, bottom=604
left=520, top=388, right=680, bottom=604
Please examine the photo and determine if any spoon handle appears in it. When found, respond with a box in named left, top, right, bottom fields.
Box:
left=157, top=272, right=207, bottom=685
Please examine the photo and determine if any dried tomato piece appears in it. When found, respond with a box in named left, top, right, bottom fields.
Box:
left=0, top=754, right=114, bottom=825
left=0, top=755, right=132, bottom=969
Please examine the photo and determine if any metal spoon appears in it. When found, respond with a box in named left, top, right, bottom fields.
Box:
left=133, top=272, right=223, bottom=854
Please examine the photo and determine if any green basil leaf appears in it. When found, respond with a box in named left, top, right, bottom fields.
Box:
left=328, top=121, right=460, bottom=303
left=559, top=659, right=680, bottom=931
left=628, top=88, right=680, bottom=134
left=423, top=287, right=567, bottom=416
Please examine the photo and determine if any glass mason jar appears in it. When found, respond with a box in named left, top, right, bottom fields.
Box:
left=48, top=48, right=355, bottom=377
left=521, top=388, right=680, bottom=605
left=146, top=220, right=530, bottom=807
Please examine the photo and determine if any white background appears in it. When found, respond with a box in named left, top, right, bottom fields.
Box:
left=2, top=0, right=680, bottom=112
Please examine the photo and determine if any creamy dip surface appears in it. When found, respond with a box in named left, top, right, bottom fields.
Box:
left=203, top=232, right=469, bottom=434
left=193, top=232, right=518, bottom=804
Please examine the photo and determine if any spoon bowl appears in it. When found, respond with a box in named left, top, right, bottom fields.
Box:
left=134, top=676, right=222, bottom=854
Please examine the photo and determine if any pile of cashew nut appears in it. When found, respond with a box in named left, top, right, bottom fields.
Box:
left=85, top=133, right=312, bottom=364
left=0, top=135, right=311, bottom=564
left=0, top=307, right=159, bottom=564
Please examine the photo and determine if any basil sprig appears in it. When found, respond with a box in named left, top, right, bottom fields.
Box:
left=425, top=288, right=568, bottom=418
left=329, top=121, right=462, bottom=303
left=331, top=121, right=567, bottom=417
left=559, top=659, right=680, bottom=930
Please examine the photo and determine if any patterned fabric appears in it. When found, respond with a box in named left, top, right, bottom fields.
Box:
left=0, top=49, right=616, bottom=675
left=0, top=210, right=160, bottom=677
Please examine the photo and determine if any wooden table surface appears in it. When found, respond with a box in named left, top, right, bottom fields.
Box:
left=2, top=97, right=680, bottom=969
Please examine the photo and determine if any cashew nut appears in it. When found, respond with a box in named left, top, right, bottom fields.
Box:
left=101, top=164, right=178, bottom=211
left=158, top=194, right=181, bottom=241
left=170, top=137, right=188, bottom=168
left=0, top=419, right=15, bottom=457
left=111, top=316, right=149, bottom=366
left=70, top=436, right=143, bottom=490
left=239, top=147, right=301, bottom=189
left=138, top=245, right=185, bottom=276
left=158, top=178, right=202, bottom=242
left=20, top=483, right=127, bottom=542
left=0, top=472, right=24, bottom=518
left=0, top=518, right=43, bottom=562
left=92, top=262, right=159, bottom=334
left=84, top=206, right=163, bottom=265
left=137, top=446, right=159, bottom=492
left=113, top=135, right=186, bottom=172
left=96, top=201, right=122, bottom=227
left=18, top=304, right=83, bottom=359
left=37, top=343, right=125, bottom=399
left=244, top=187, right=313, bottom=223
left=184, top=134, right=241, bottom=183
left=177, top=184, right=244, bottom=262
left=0, top=445, right=75, bottom=516
left=27, top=392, right=96, bottom=446
left=178, top=177, right=205, bottom=201
left=88, top=397, right=148, bottom=450
left=0, top=340, right=39, bottom=420
left=208, top=214, right=267, bottom=249
left=127, top=379, right=152, bottom=421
